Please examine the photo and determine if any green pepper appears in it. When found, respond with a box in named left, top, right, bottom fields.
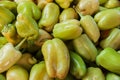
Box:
left=55, top=0, right=73, bottom=9
left=82, top=67, right=105, bottom=80
left=96, top=47, right=120, bottom=75
left=0, top=36, right=8, bottom=48
left=70, top=51, right=86, bottom=79
left=41, top=38, right=70, bottom=79
left=98, top=0, right=108, bottom=5
left=0, top=74, right=6, bottom=80
left=59, top=8, right=78, bottom=22
left=38, top=3, right=60, bottom=32
left=0, top=6, right=15, bottom=31
left=0, top=38, right=26, bottom=73
left=15, top=13, right=39, bottom=40
left=72, top=34, right=98, bottom=62
left=94, top=9, right=120, bottom=30
left=106, top=72, right=120, bottom=80
left=6, top=65, right=29, bottom=80
left=80, top=15, right=100, bottom=43
left=17, top=1, right=41, bottom=20
left=29, top=61, right=53, bottom=80
left=104, top=0, right=120, bottom=8
left=100, top=28, right=120, bottom=50
left=53, top=19, right=83, bottom=40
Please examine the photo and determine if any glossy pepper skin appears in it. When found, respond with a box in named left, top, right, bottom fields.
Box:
left=0, top=6, right=15, bottom=31
left=100, top=28, right=120, bottom=50
left=38, top=3, right=60, bottom=32
left=6, top=65, right=29, bottom=80
left=41, top=38, right=70, bottom=79
left=80, top=15, right=100, bottom=43
left=96, top=47, right=120, bottom=75
left=72, top=34, right=98, bottom=62
left=29, top=61, right=53, bottom=80
left=15, top=13, right=39, bottom=40
left=55, top=0, right=73, bottom=9
left=94, top=9, right=120, bottom=30
left=82, top=67, right=105, bottom=80
left=17, top=1, right=41, bottom=20
left=106, top=72, right=120, bottom=80
left=70, top=51, right=86, bottom=79
left=53, top=19, right=83, bottom=40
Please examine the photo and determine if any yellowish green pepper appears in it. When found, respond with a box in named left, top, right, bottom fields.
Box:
left=96, top=47, right=120, bottom=75
left=17, top=1, right=41, bottom=20
left=29, top=61, right=53, bottom=80
left=104, top=0, right=120, bottom=8
left=98, top=0, right=108, bottom=5
left=94, top=9, right=120, bottom=30
left=38, top=3, right=60, bottom=32
left=6, top=65, right=29, bottom=80
left=41, top=38, right=70, bottom=79
left=53, top=19, right=83, bottom=40
left=70, top=51, right=86, bottom=79
left=0, top=37, right=8, bottom=48
left=106, top=72, right=120, bottom=80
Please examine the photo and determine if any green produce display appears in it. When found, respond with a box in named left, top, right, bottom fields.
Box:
left=0, top=0, right=119, bottom=80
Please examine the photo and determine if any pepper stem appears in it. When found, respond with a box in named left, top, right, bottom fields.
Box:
left=15, top=37, right=27, bottom=50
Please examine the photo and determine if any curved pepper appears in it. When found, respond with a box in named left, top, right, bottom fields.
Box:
left=94, top=9, right=120, bottom=30
left=55, top=0, right=73, bottom=9
left=17, top=1, right=41, bottom=20
left=15, top=13, right=39, bottom=40
left=41, top=38, right=70, bottom=79
left=29, top=61, right=53, bottom=80
left=82, top=67, right=105, bottom=80
left=59, top=8, right=78, bottom=22
left=70, top=51, right=86, bottom=79
left=6, top=65, right=29, bottom=80
left=38, top=3, right=60, bottom=32
left=0, top=6, right=15, bottom=31
left=53, top=19, right=83, bottom=40
left=96, top=47, right=120, bottom=75
left=72, top=34, right=98, bottom=62
left=106, top=72, right=120, bottom=80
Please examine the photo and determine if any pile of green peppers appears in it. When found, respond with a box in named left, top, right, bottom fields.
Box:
left=0, top=0, right=120, bottom=80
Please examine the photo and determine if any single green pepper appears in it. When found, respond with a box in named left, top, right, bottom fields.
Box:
left=106, top=72, right=120, bottom=80
left=0, top=6, right=15, bottom=31
left=38, top=3, right=60, bottom=32
left=100, top=28, right=120, bottom=50
left=41, top=38, right=70, bottom=79
left=53, top=19, right=83, bottom=40
left=96, top=47, right=120, bottom=74
left=6, top=65, right=29, bottom=80
left=29, top=61, right=54, bottom=80
left=82, top=67, right=105, bottom=80
left=70, top=51, right=86, bottom=79
left=17, top=1, right=41, bottom=20
left=72, top=34, right=98, bottom=62
left=94, top=9, right=120, bottom=30
left=0, top=74, right=6, bottom=80
left=15, top=13, right=39, bottom=40
left=104, top=0, right=120, bottom=8
left=55, top=0, right=73, bottom=9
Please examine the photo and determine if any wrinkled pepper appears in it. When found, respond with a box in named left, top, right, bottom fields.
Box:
left=70, top=51, right=86, bottom=79
left=82, top=67, right=105, bottom=80
left=59, top=8, right=78, bottom=22
left=0, top=6, right=15, bottom=31
left=106, top=72, right=120, bottom=80
left=80, top=15, right=100, bottom=43
left=100, top=28, right=120, bottom=50
left=29, top=61, right=53, bottom=80
left=41, top=38, right=70, bottom=79
left=38, top=3, right=60, bottom=32
left=55, top=0, right=73, bottom=9
left=1, top=24, right=22, bottom=45
left=15, top=13, right=39, bottom=40
left=53, top=19, right=83, bottom=40
left=72, top=34, right=98, bottom=62
left=75, top=0, right=99, bottom=15
left=0, top=38, right=26, bottom=73
left=94, top=9, right=120, bottom=30
left=104, top=0, right=120, bottom=8
left=17, top=1, right=41, bottom=20
left=6, top=65, right=29, bottom=80
left=96, top=47, right=120, bottom=75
